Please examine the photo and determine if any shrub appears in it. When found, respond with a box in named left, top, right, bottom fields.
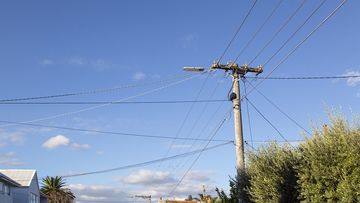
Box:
left=246, top=142, right=300, bottom=203
left=297, top=116, right=360, bottom=202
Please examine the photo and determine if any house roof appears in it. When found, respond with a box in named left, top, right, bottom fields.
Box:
left=0, top=169, right=37, bottom=187
left=0, top=172, right=20, bottom=187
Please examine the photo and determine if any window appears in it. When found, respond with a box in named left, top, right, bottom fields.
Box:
left=0, top=182, right=3, bottom=193
left=30, top=193, right=38, bottom=203
left=4, top=184, right=9, bottom=195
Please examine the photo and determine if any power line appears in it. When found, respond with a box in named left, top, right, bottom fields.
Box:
left=246, top=139, right=304, bottom=143
left=244, top=78, right=311, bottom=135
left=171, top=102, right=226, bottom=170
left=62, top=141, right=233, bottom=178
left=0, top=74, right=194, bottom=103
left=217, top=0, right=258, bottom=63
left=159, top=73, right=212, bottom=167
left=172, top=99, right=227, bottom=171
left=261, top=0, right=348, bottom=81
left=168, top=110, right=230, bottom=196
left=242, top=79, right=254, bottom=148
left=0, top=73, right=203, bottom=128
left=0, top=99, right=228, bottom=105
left=246, top=75, right=360, bottom=80
left=233, top=0, right=284, bottom=63
left=248, top=0, right=307, bottom=65
left=245, top=98, right=291, bottom=145
left=244, top=140, right=257, bottom=151
left=262, top=0, right=327, bottom=67
left=9, top=141, right=233, bottom=182
left=243, top=0, right=348, bottom=100
left=170, top=81, right=222, bottom=167
left=0, top=120, right=232, bottom=142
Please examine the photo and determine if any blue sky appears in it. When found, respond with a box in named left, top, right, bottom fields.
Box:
left=0, top=0, right=359, bottom=202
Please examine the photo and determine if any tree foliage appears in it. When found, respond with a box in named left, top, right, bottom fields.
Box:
left=297, top=116, right=360, bottom=202
left=246, top=142, right=300, bottom=203
left=41, top=176, right=75, bottom=203
left=229, top=113, right=360, bottom=203
left=228, top=173, right=251, bottom=203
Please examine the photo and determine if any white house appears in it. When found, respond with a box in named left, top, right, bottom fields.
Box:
left=0, top=172, right=21, bottom=203
left=0, top=169, right=47, bottom=203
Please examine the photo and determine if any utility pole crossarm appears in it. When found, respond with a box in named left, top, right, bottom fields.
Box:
left=210, top=63, right=263, bottom=76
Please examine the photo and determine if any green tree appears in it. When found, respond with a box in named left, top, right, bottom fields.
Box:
left=215, top=187, right=229, bottom=203
left=228, top=174, right=252, bottom=203
left=246, top=142, right=300, bottom=203
left=297, top=115, right=360, bottom=202
left=41, top=176, right=75, bottom=203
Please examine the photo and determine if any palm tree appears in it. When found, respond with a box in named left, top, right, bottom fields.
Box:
left=41, top=176, right=75, bottom=203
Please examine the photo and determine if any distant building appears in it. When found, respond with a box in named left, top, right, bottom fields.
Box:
left=0, top=169, right=47, bottom=203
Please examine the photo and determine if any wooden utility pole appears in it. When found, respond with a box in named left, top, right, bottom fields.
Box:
left=184, top=62, right=262, bottom=201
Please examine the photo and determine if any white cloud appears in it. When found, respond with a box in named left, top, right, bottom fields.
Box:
left=69, top=184, right=130, bottom=203
left=42, top=135, right=70, bottom=149
left=357, top=92, right=360, bottom=98
left=122, top=169, right=176, bottom=185
left=91, top=59, right=109, bottom=71
left=42, top=135, right=91, bottom=151
left=185, top=170, right=213, bottom=182
left=0, top=152, right=24, bottom=166
left=40, top=59, right=54, bottom=65
left=343, top=70, right=360, bottom=86
left=0, top=130, right=25, bottom=147
left=133, top=72, right=146, bottom=81
left=71, top=143, right=91, bottom=151
left=67, top=57, right=112, bottom=71
left=151, top=74, right=161, bottom=80
left=68, top=57, right=86, bottom=66
left=68, top=169, right=216, bottom=202
left=112, top=169, right=215, bottom=199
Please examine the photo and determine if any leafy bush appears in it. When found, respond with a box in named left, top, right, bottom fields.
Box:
left=228, top=114, right=360, bottom=203
left=297, top=116, right=360, bottom=202
left=246, top=142, right=300, bottom=203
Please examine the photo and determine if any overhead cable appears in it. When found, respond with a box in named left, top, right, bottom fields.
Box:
left=62, top=141, right=233, bottom=178
left=170, top=82, right=222, bottom=166
left=0, top=74, right=194, bottom=103
left=159, top=73, right=211, bottom=167
left=0, top=120, right=232, bottom=142
left=0, top=99, right=228, bottom=105
left=217, top=0, right=258, bottom=63
left=246, top=75, right=360, bottom=80
left=262, top=0, right=327, bottom=67
left=245, top=98, right=291, bottom=145
left=9, top=141, right=233, bottom=182
left=168, top=110, right=230, bottom=196
left=248, top=0, right=307, bottom=65
left=242, top=79, right=254, bottom=148
left=0, top=73, right=203, bottom=128
left=243, top=0, right=348, bottom=99
left=244, top=78, right=311, bottom=135
left=233, top=0, right=284, bottom=63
